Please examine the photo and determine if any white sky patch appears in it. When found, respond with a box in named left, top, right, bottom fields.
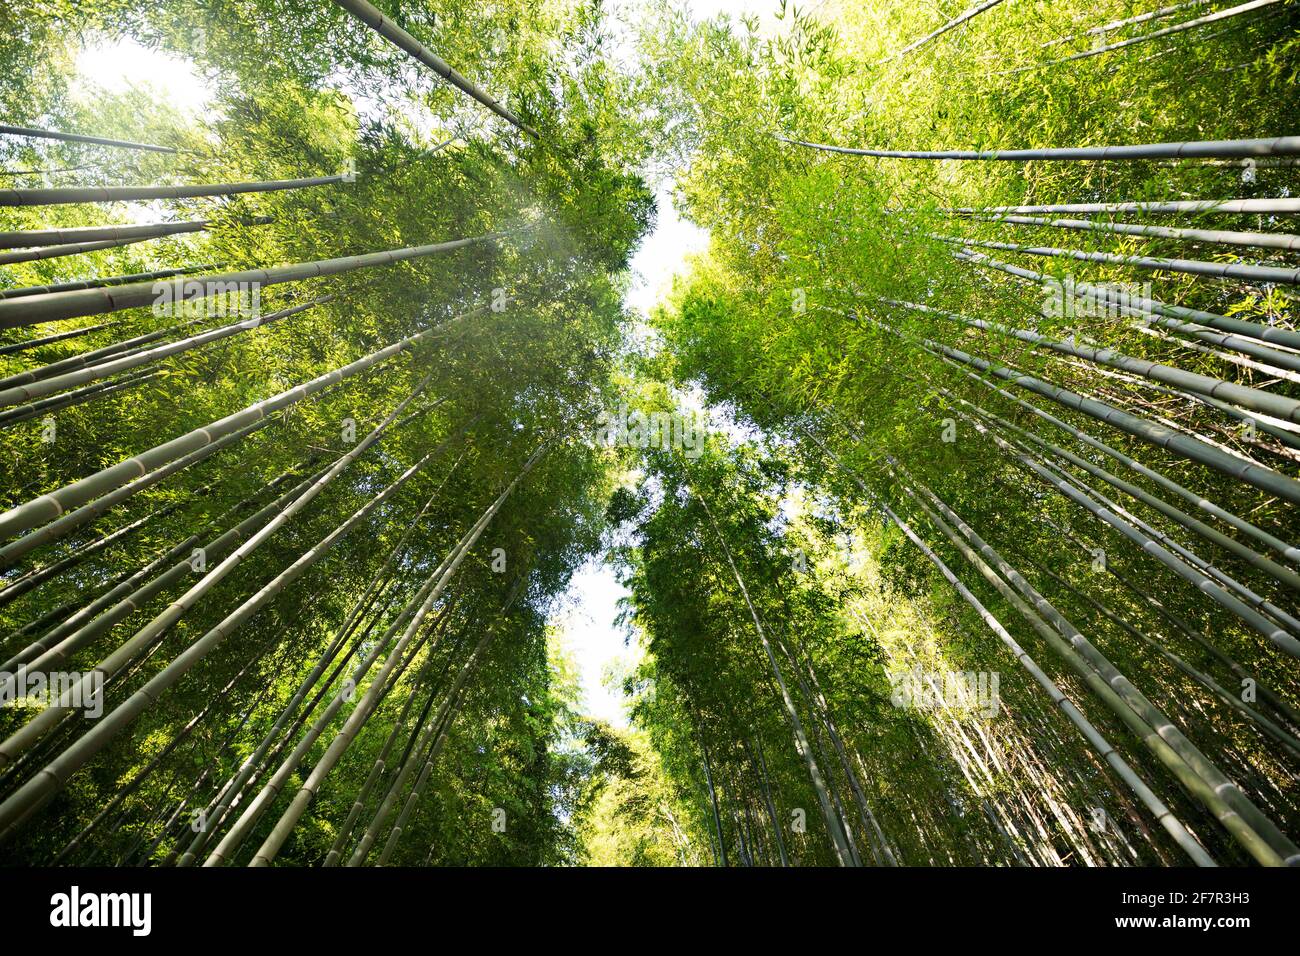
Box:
left=625, top=184, right=709, bottom=318
left=553, top=559, right=635, bottom=727
left=75, top=39, right=213, bottom=117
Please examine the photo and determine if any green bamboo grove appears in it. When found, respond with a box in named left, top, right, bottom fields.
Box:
left=0, top=0, right=1296, bottom=869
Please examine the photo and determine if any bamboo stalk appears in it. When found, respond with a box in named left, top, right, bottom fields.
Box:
left=0, top=174, right=343, bottom=208
left=197, top=579, right=451, bottom=866
left=964, top=412, right=1300, bottom=656
left=364, top=628, right=496, bottom=865
left=0, top=414, right=270, bottom=565
left=900, top=465, right=1299, bottom=864
left=938, top=351, right=1300, bottom=564
left=0, top=124, right=177, bottom=153
left=0, top=471, right=298, bottom=674
left=960, top=212, right=1300, bottom=252
left=889, top=0, right=1010, bottom=59
left=0, top=296, right=332, bottom=409
left=797, top=425, right=1217, bottom=865
left=695, top=490, right=857, bottom=867
left=776, top=132, right=1300, bottom=161
left=0, top=316, right=214, bottom=391
left=1030, top=560, right=1300, bottom=758
left=945, top=197, right=1300, bottom=215
left=0, top=320, right=122, bottom=356
left=0, top=233, right=500, bottom=328
left=900, top=469, right=1283, bottom=864
left=1041, top=0, right=1212, bottom=47
left=50, top=658, right=259, bottom=864
left=946, top=390, right=1300, bottom=593
left=958, top=252, right=1300, bottom=368
left=0, top=217, right=267, bottom=250
left=0, top=368, right=158, bottom=427
left=0, top=216, right=269, bottom=265
left=324, top=589, right=460, bottom=866
left=180, top=441, right=467, bottom=866
left=0, top=237, right=153, bottom=266
left=0, top=467, right=325, bottom=684
left=889, top=298, right=1300, bottom=424
left=0, top=264, right=217, bottom=301
left=0, top=507, right=170, bottom=608
left=176, top=593, right=419, bottom=865
left=869, top=314, right=1300, bottom=505
left=0, top=378, right=436, bottom=835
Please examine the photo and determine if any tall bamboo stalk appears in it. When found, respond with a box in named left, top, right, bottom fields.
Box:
left=958, top=212, right=1300, bottom=252
left=998, top=0, right=1285, bottom=74
left=0, top=124, right=177, bottom=153
left=962, top=411, right=1300, bottom=656
left=957, top=252, right=1300, bottom=367
left=1042, top=0, right=1212, bottom=47
left=0, top=174, right=343, bottom=208
left=0, top=264, right=217, bottom=301
left=945, top=197, right=1300, bottom=215
left=0, top=233, right=500, bottom=328
left=939, top=233, right=1300, bottom=285
left=0, top=507, right=171, bottom=609
left=938, top=351, right=1300, bottom=565
left=0, top=296, right=332, bottom=409
left=898, top=465, right=1299, bottom=865
left=889, top=298, right=1300, bottom=424
left=0, top=316, right=215, bottom=391
left=0, top=320, right=122, bottom=356
left=180, top=442, right=468, bottom=866
left=910, top=330, right=1300, bottom=505
left=943, top=389, right=1300, bottom=593
left=777, top=132, right=1300, bottom=161
left=0, top=237, right=155, bottom=266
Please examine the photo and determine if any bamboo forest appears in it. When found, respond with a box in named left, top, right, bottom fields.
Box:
left=0, top=0, right=1298, bottom=899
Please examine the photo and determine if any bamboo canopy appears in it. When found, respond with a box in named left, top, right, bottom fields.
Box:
left=0, top=0, right=1295, bottom=875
